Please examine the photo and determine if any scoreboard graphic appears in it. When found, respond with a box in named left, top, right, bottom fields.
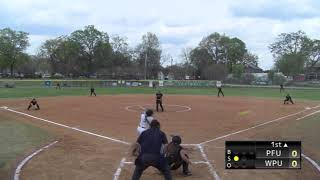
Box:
left=225, top=141, right=301, bottom=169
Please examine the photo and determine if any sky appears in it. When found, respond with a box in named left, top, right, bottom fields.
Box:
left=1, top=0, right=320, bottom=70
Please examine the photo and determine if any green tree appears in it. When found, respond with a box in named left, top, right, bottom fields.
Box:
left=269, top=31, right=312, bottom=57
left=275, top=54, right=305, bottom=76
left=306, top=39, right=320, bottom=71
left=109, top=35, right=131, bottom=71
left=189, top=32, right=253, bottom=79
left=136, top=32, right=162, bottom=79
left=0, top=28, right=29, bottom=76
left=189, top=47, right=212, bottom=77
left=70, top=25, right=111, bottom=75
left=225, top=37, right=247, bottom=72
left=232, top=64, right=245, bottom=79
left=243, top=52, right=259, bottom=66
left=269, top=31, right=313, bottom=76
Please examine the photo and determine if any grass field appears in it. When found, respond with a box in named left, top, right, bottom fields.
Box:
left=0, top=87, right=320, bottom=101
left=0, top=114, right=53, bottom=180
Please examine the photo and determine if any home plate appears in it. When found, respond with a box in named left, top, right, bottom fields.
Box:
left=305, top=107, right=311, bottom=110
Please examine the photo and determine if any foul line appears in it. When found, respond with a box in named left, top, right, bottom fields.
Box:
left=199, top=107, right=319, bottom=145
left=198, top=145, right=221, bottom=180
left=296, top=110, right=320, bottom=121
left=1, top=107, right=130, bottom=145
left=14, top=141, right=58, bottom=180
left=302, top=154, right=320, bottom=172
left=113, top=157, right=126, bottom=180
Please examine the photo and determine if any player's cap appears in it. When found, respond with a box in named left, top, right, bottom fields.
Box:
left=172, top=136, right=182, bottom=145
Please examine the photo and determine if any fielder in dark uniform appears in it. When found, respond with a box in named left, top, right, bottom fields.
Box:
left=217, top=87, right=224, bottom=97
left=165, top=136, right=192, bottom=176
left=56, top=82, right=61, bottom=89
left=156, top=91, right=164, bottom=112
left=90, top=87, right=96, bottom=96
left=132, top=120, right=172, bottom=180
left=280, top=84, right=284, bottom=92
left=284, top=94, right=294, bottom=104
left=27, top=98, right=40, bottom=110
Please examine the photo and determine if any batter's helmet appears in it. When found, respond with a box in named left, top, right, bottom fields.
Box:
left=145, top=109, right=153, bottom=117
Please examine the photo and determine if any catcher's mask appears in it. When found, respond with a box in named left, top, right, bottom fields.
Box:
left=172, top=136, right=182, bottom=145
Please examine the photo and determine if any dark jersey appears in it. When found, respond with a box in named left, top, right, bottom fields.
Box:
left=166, top=142, right=183, bottom=164
left=285, top=95, right=292, bottom=100
left=90, top=88, right=95, bottom=92
left=30, top=99, right=37, bottom=105
left=156, top=93, right=163, bottom=102
left=137, top=128, right=168, bottom=155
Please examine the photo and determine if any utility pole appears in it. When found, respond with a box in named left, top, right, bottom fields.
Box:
left=144, top=53, right=147, bottom=80
left=171, top=57, right=173, bottom=66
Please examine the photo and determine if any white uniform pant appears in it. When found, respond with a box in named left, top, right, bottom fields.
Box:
left=137, top=126, right=148, bottom=135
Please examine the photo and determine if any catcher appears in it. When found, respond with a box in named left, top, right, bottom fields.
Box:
left=27, top=98, right=40, bottom=110
left=165, top=136, right=192, bottom=176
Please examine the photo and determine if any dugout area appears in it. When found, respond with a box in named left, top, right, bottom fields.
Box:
left=0, top=95, right=319, bottom=180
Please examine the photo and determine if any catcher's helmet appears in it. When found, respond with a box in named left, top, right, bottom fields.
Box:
left=172, top=136, right=182, bottom=145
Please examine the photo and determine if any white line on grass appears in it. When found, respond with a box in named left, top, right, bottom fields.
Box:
left=1, top=107, right=130, bottom=145
left=199, top=108, right=316, bottom=145
left=296, top=110, right=320, bottom=121
left=198, top=144, right=221, bottom=180
left=113, top=157, right=126, bottom=180
left=14, top=141, right=58, bottom=180
left=302, top=154, right=320, bottom=173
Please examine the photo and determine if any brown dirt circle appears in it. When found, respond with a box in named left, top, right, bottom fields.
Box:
left=0, top=95, right=319, bottom=180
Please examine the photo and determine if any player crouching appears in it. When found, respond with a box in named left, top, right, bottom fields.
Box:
left=137, top=109, right=154, bottom=135
left=165, top=136, right=192, bottom=176
left=284, top=94, right=294, bottom=104
left=27, top=98, right=40, bottom=110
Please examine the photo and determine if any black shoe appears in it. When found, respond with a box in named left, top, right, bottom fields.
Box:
left=183, top=171, right=192, bottom=176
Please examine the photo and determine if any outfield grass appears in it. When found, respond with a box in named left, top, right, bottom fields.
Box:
left=0, top=115, right=53, bottom=180
left=0, top=87, right=320, bottom=101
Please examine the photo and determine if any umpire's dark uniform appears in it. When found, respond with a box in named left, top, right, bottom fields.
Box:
left=132, top=120, right=172, bottom=180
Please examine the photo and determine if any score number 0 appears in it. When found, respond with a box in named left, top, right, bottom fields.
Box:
left=291, top=150, right=298, bottom=168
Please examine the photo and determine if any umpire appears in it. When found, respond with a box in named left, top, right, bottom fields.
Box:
left=132, top=120, right=172, bottom=180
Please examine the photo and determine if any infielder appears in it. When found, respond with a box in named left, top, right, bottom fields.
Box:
left=27, top=98, right=40, bottom=110
left=284, top=94, right=294, bottom=104
left=280, top=84, right=284, bottom=92
left=90, top=87, right=96, bottom=96
left=216, top=81, right=224, bottom=97
left=137, top=109, right=154, bottom=135
left=156, top=91, right=164, bottom=112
